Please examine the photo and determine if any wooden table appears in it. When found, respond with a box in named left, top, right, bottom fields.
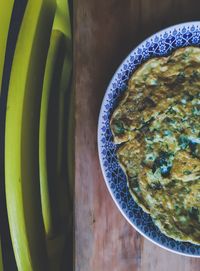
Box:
left=74, top=1, right=200, bottom=270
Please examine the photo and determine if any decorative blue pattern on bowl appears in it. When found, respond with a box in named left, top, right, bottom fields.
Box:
left=98, top=22, right=200, bottom=256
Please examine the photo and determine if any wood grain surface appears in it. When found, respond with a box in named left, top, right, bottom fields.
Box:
left=74, top=1, right=200, bottom=270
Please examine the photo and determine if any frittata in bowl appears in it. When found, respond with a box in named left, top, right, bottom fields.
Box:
left=110, top=46, right=200, bottom=244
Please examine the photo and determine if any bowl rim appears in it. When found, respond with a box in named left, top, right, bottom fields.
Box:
left=98, top=21, right=200, bottom=257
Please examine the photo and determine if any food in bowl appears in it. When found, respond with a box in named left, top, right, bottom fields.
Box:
left=110, top=46, right=200, bottom=244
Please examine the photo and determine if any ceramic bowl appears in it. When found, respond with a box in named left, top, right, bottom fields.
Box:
left=98, top=21, right=200, bottom=257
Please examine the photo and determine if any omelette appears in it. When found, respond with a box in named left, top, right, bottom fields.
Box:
left=110, top=46, right=200, bottom=244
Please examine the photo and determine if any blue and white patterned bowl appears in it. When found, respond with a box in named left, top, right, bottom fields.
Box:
left=98, top=22, right=200, bottom=257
